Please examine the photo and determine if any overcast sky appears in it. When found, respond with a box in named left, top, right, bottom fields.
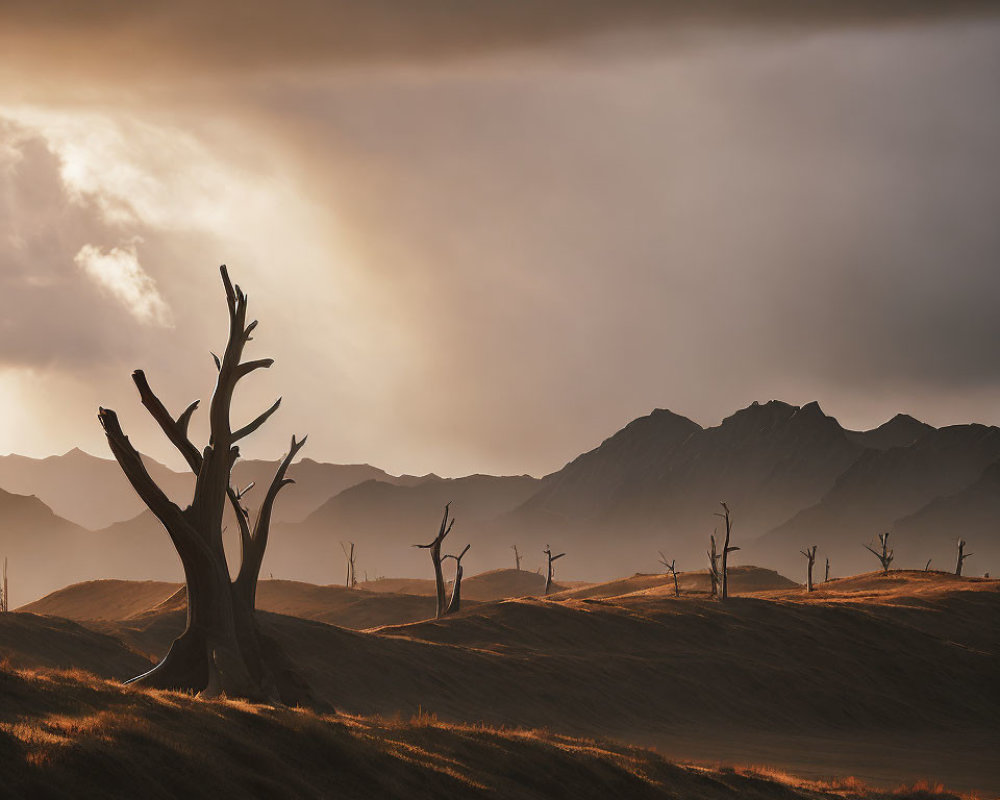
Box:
left=1, top=2, right=999, bottom=477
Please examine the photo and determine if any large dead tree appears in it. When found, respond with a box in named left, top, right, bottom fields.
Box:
left=707, top=532, right=721, bottom=598
left=658, top=551, right=680, bottom=597
left=414, top=503, right=455, bottom=618
left=801, top=546, right=817, bottom=592
left=341, top=541, right=357, bottom=588
left=543, top=545, right=565, bottom=595
left=512, top=544, right=522, bottom=572
left=714, top=502, right=739, bottom=600
left=955, top=539, right=973, bottom=576
left=864, top=532, right=894, bottom=575
left=97, top=266, right=307, bottom=701
left=443, top=543, right=471, bottom=615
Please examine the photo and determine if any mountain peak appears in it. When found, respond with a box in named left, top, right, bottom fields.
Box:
left=847, top=413, right=935, bottom=451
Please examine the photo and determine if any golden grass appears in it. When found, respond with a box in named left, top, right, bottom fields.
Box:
left=0, top=665, right=982, bottom=800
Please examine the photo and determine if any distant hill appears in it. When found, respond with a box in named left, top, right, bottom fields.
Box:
left=0, top=487, right=93, bottom=607
left=0, top=448, right=191, bottom=529
left=845, top=413, right=936, bottom=450
left=266, top=475, right=541, bottom=585
left=753, top=424, right=1000, bottom=577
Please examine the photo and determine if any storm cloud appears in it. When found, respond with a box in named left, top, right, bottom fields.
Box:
left=1, top=5, right=999, bottom=476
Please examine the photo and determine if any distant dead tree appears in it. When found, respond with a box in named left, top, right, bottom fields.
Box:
left=340, top=541, right=357, bottom=589
left=707, top=532, right=721, bottom=598
left=543, top=545, right=565, bottom=595
left=955, top=539, right=973, bottom=576
left=801, top=546, right=817, bottom=592
left=414, top=503, right=455, bottom=618
left=714, top=502, right=739, bottom=600
left=924, top=559, right=933, bottom=572
left=658, top=552, right=680, bottom=597
left=512, top=544, right=522, bottom=572
left=442, top=543, right=471, bottom=615
left=824, top=557, right=831, bottom=583
left=864, top=532, right=894, bottom=575
left=97, top=266, right=307, bottom=701
left=1, top=556, right=7, bottom=613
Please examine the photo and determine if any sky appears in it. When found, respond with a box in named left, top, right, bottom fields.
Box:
left=1, top=2, right=999, bottom=478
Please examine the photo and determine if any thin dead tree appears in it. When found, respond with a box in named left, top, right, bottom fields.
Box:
left=97, top=266, right=307, bottom=701
left=658, top=551, right=680, bottom=597
left=707, top=532, right=721, bottom=598
left=512, top=544, right=522, bottom=572
left=801, top=546, right=818, bottom=592
left=924, top=559, right=933, bottom=572
left=414, top=503, right=455, bottom=618
left=1, top=556, right=6, bottom=613
left=824, top=557, right=831, bottom=583
left=955, top=539, right=973, bottom=576
left=543, top=545, right=565, bottom=595
left=340, top=541, right=357, bottom=589
left=864, top=532, right=894, bottom=575
left=442, top=543, right=471, bottom=615
left=714, top=502, right=739, bottom=600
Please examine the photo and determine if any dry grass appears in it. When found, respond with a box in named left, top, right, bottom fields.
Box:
left=0, top=665, right=979, bottom=800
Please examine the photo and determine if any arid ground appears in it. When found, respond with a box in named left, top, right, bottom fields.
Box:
left=4, top=567, right=997, bottom=798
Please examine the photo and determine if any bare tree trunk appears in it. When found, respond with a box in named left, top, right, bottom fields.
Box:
left=658, top=552, right=680, bottom=597
left=955, top=539, right=973, bottom=576
left=801, top=546, right=817, bottom=592
left=415, top=504, right=455, bottom=618
left=2, top=557, right=6, bottom=613
left=707, top=534, right=720, bottom=598
left=715, top=503, right=739, bottom=601
left=443, top=543, right=470, bottom=615
left=824, top=557, right=830, bottom=583
left=543, top=545, right=566, bottom=595
left=512, top=545, right=521, bottom=571
left=925, top=559, right=933, bottom=572
left=341, top=542, right=356, bottom=588
left=98, top=266, right=307, bottom=702
left=864, top=532, right=894, bottom=575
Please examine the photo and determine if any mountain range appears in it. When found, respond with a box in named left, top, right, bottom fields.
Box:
left=1, top=399, right=997, bottom=605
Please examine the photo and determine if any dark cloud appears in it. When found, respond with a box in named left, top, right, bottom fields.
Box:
left=0, top=0, right=997, bottom=84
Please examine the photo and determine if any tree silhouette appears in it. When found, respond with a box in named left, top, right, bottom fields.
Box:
left=864, top=532, right=893, bottom=575
left=543, top=545, right=565, bottom=595
left=443, top=543, right=471, bottom=614
left=415, top=503, right=455, bottom=618
left=801, top=546, right=817, bottom=592
left=658, top=552, right=680, bottom=597
left=98, top=266, right=306, bottom=701
left=955, top=539, right=973, bottom=576
left=714, top=502, right=739, bottom=600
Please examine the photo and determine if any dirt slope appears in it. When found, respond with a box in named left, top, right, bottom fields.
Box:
left=0, top=612, right=152, bottom=678
left=0, top=666, right=973, bottom=800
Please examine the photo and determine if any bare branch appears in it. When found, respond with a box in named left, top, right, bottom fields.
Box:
left=233, top=397, right=282, bottom=442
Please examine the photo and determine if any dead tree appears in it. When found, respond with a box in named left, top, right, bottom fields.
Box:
left=801, top=546, right=817, bottom=592
left=340, top=541, right=357, bottom=588
left=924, top=559, right=933, bottom=572
left=543, top=545, right=565, bottom=595
left=955, top=539, right=973, bottom=576
left=512, top=544, right=522, bottom=572
left=864, top=532, right=894, bottom=575
left=707, top=533, right=721, bottom=598
left=1, top=556, right=6, bottom=613
left=658, top=551, right=680, bottom=597
left=824, top=557, right=830, bottom=583
left=442, top=543, right=471, bottom=615
left=97, top=266, right=307, bottom=701
left=714, top=502, right=739, bottom=600
left=414, top=503, right=455, bottom=618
